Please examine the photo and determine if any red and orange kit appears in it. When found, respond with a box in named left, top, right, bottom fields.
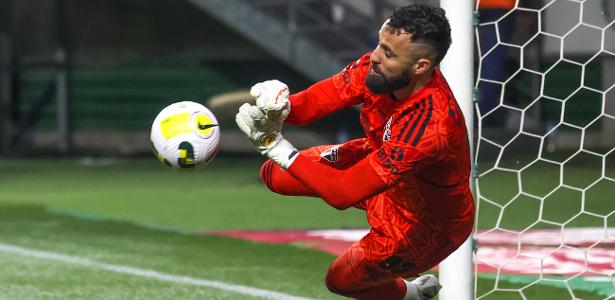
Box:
left=261, top=53, right=475, bottom=298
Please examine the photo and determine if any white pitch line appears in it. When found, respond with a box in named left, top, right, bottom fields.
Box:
left=0, top=243, right=314, bottom=300
left=584, top=276, right=615, bottom=283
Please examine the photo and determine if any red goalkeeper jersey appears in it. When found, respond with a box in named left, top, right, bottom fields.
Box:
left=286, top=53, right=474, bottom=250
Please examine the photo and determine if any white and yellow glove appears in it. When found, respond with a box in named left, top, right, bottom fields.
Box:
left=235, top=103, right=298, bottom=169
left=250, top=79, right=290, bottom=131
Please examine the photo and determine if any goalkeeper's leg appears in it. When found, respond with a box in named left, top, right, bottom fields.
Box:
left=324, top=232, right=442, bottom=300
left=325, top=243, right=410, bottom=300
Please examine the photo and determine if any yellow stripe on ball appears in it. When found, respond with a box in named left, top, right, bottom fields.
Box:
left=160, top=113, right=192, bottom=139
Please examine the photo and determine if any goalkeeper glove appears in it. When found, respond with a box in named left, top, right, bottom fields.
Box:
left=250, top=79, right=290, bottom=130
left=235, top=103, right=298, bottom=169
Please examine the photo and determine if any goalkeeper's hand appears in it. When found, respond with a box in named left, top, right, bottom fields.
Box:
left=235, top=103, right=298, bottom=169
left=250, top=79, right=290, bottom=130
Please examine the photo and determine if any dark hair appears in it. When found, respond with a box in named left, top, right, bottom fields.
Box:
left=387, top=3, right=452, bottom=64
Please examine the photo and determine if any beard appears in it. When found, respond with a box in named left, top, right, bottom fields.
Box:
left=365, top=66, right=411, bottom=95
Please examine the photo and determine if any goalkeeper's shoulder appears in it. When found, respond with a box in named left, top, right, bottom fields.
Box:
left=337, top=52, right=372, bottom=84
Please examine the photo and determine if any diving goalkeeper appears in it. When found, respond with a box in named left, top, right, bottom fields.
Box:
left=235, top=3, right=474, bottom=300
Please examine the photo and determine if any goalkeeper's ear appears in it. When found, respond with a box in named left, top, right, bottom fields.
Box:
left=413, top=56, right=433, bottom=76
left=409, top=42, right=437, bottom=76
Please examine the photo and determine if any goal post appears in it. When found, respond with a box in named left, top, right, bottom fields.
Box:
left=438, top=0, right=476, bottom=299
left=442, top=0, right=615, bottom=299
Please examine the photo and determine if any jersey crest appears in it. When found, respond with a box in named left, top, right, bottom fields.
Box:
left=382, top=116, right=393, bottom=141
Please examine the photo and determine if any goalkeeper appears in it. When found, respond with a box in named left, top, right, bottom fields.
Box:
left=236, top=3, right=474, bottom=300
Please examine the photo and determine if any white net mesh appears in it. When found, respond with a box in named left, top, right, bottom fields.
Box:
left=473, top=0, right=615, bottom=299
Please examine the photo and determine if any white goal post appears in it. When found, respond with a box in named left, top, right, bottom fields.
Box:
left=438, top=0, right=476, bottom=299
left=437, top=0, right=615, bottom=299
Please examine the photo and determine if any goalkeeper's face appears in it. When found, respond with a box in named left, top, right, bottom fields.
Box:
left=367, top=25, right=433, bottom=95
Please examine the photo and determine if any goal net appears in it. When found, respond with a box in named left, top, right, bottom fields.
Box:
left=473, top=0, right=614, bottom=299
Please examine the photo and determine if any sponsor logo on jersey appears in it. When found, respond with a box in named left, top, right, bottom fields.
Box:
left=376, top=148, right=399, bottom=174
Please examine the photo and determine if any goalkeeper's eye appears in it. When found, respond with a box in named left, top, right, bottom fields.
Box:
left=381, top=44, right=396, bottom=58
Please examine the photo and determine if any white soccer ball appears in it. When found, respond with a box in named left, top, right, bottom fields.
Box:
left=150, top=101, right=220, bottom=170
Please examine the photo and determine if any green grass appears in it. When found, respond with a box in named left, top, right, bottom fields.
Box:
left=2, top=156, right=610, bottom=232
left=0, top=157, right=610, bottom=299
left=477, top=274, right=611, bottom=300
left=476, top=163, right=613, bottom=230
left=0, top=205, right=336, bottom=299
left=0, top=157, right=367, bottom=231
left=0, top=205, right=604, bottom=300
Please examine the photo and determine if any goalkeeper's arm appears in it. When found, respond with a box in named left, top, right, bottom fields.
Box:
left=286, top=53, right=370, bottom=125
left=286, top=77, right=362, bottom=126
left=286, top=153, right=388, bottom=210
left=236, top=103, right=384, bottom=209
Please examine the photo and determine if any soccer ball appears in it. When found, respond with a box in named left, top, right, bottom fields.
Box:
left=150, top=101, right=220, bottom=170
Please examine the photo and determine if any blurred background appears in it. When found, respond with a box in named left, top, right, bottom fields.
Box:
left=0, top=0, right=613, bottom=299
left=0, top=0, right=612, bottom=156
left=0, top=0, right=434, bottom=155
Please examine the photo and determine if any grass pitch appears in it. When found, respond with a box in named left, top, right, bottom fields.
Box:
left=0, top=156, right=610, bottom=299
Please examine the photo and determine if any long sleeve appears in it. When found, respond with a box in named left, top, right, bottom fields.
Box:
left=285, top=53, right=372, bottom=126
left=286, top=153, right=388, bottom=210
